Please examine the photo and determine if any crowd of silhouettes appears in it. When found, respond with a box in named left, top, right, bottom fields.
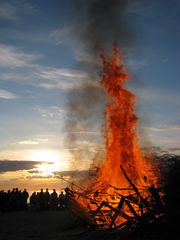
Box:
left=0, top=188, right=29, bottom=212
left=0, top=187, right=71, bottom=212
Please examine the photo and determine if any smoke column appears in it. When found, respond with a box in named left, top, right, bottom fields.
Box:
left=74, top=0, right=133, bottom=52
left=65, top=0, right=133, bottom=170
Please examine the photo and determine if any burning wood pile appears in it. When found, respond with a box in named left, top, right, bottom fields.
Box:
left=71, top=165, right=165, bottom=237
left=69, top=48, right=166, bottom=238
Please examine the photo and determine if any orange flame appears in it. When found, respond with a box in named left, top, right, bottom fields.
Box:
left=93, top=47, right=154, bottom=190
left=71, top=48, right=157, bottom=226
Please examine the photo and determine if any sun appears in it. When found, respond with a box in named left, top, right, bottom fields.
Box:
left=27, top=150, right=69, bottom=177
left=29, top=150, right=60, bottom=162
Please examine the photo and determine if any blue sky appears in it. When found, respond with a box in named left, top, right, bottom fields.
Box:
left=0, top=0, right=179, bottom=189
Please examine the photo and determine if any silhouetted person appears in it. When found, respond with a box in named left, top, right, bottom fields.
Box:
left=0, top=190, right=6, bottom=212
left=39, top=189, right=46, bottom=210
left=22, top=188, right=29, bottom=210
left=64, top=187, right=71, bottom=208
left=30, top=192, right=37, bottom=211
left=36, top=192, right=41, bottom=210
left=59, top=191, right=65, bottom=209
left=50, top=189, right=58, bottom=210
left=45, top=188, right=50, bottom=210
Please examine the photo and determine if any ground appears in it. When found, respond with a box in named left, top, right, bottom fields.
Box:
left=0, top=210, right=178, bottom=240
left=0, top=210, right=107, bottom=240
left=0, top=210, right=79, bottom=240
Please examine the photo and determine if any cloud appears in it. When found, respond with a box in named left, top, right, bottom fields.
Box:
left=125, top=58, right=148, bottom=71
left=38, top=83, right=55, bottom=90
left=55, top=170, right=88, bottom=178
left=36, top=138, right=49, bottom=142
left=27, top=169, right=89, bottom=179
left=50, top=26, right=73, bottom=45
left=37, top=67, right=89, bottom=90
left=0, top=2, right=17, bottom=20
left=70, top=131, right=101, bottom=136
left=137, top=88, right=180, bottom=105
left=0, top=160, right=42, bottom=173
left=124, top=0, right=162, bottom=17
left=145, top=124, right=180, bottom=132
left=125, top=0, right=180, bottom=24
left=0, top=44, right=90, bottom=91
left=0, top=44, right=41, bottom=68
left=167, top=147, right=180, bottom=154
left=125, top=0, right=153, bottom=16
left=74, top=49, right=98, bottom=65
left=0, top=1, right=35, bottom=21
left=0, top=89, right=17, bottom=99
left=18, top=140, right=39, bottom=145
left=35, top=106, right=67, bottom=119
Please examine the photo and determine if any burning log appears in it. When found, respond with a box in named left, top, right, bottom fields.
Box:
left=109, top=196, right=125, bottom=228
left=120, top=165, right=151, bottom=212
left=71, top=175, right=165, bottom=237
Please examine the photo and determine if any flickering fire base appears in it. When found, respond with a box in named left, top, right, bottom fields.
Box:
left=71, top=165, right=165, bottom=237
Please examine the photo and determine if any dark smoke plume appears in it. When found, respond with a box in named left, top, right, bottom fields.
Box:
left=74, top=0, right=133, bottom=53
left=65, top=0, right=132, bottom=168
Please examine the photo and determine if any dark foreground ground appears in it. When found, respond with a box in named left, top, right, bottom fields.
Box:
left=0, top=210, right=179, bottom=240
left=0, top=210, right=83, bottom=240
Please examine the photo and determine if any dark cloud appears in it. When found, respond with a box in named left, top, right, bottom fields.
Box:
left=0, top=160, right=52, bottom=173
left=54, top=170, right=88, bottom=178
left=26, top=169, right=88, bottom=180
left=27, top=169, right=40, bottom=174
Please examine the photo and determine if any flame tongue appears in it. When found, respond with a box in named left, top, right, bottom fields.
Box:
left=94, top=48, right=151, bottom=190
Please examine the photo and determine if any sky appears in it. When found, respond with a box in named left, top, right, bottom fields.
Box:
left=0, top=0, right=179, bottom=190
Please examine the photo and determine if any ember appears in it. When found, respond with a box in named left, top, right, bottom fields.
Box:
left=71, top=48, right=164, bottom=233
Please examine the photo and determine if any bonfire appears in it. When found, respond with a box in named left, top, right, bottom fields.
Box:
left=70, top=48, right=165, bottom=234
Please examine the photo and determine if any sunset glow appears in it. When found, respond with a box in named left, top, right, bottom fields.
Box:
left=29, top=150, right=60, bottom=162
left=28, top=150, right=70, bottom=176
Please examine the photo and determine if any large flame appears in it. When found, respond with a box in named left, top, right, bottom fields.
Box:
left=93, top=47, right=154, bottom=190
left=71, top=48, right=157, bottom=226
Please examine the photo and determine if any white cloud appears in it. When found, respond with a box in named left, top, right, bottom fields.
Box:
left=0, top=89, right=17, bottom=99
left=35, top=106, right=67, bottom=119
left=0, top=44, right=90, bottom=91
left=74, top=49, right=96, bottom=64
left=145, top=124, right=180, bottom=132
left=70, top=131, right=101, bottom=136
left=144, top=127, right=164, bottom=132
left=50, top=26, right=73, bottom=45
left=0, top=42, right=102, bottom=97
left=17, top=138, right=49, bottom=145
left=18, top=140, right=39, bottom=145
left=37, top=67, right=88, bottom=81
left=36, top=66, right=90, bottom=90
left=137, top=88, right=180, bottom=105
left=36, top=138, right=49, bottom=142
left=38, top=83, right=55, bottom=90
left=0, top=71, right=36, bottom=83
left=0, top=44, right=41, bottom=68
